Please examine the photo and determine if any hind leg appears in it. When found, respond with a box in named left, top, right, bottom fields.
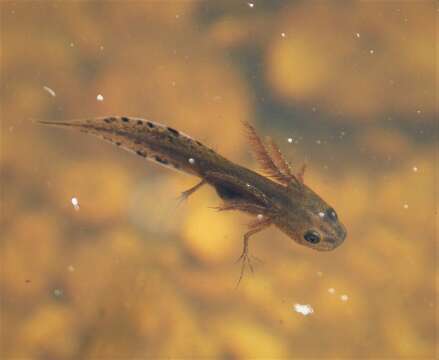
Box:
left=177, top=179, right=206, bottom=204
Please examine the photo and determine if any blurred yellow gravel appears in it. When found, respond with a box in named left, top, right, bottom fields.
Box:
left=1, top=1, right=436, bottom=359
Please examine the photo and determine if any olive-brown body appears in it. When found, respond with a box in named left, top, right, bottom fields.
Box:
left=39, top=116, right=346, bottom=281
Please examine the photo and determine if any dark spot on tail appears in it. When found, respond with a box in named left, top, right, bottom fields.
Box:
left=121, top=117, right=129, bottom=123
left=136, top=150, right=147, bottom=157
left=147, top=122, right=155, bottom=128
left=137, top=120, right=143, bottom=125
left=115, top=142, right=121, bottom=146
left=155, top=156, right=169, bottom=165
left=196, top=140, right=203, bottom=146
left=104, top=117, right=116, bottom=123
left=167, top=127, right=179, bottom=136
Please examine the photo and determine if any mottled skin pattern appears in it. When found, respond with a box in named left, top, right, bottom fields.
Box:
left=39, top=117, right=347, bottom=283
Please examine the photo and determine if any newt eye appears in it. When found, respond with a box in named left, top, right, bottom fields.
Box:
left=304, top=230, right=320, bottom=244
left=326, top=207, right=338, bottom=221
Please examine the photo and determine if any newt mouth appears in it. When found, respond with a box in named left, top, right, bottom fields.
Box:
left=337, top=224, right=347, bottom=242
left=320, top=229, right=346, bottom=251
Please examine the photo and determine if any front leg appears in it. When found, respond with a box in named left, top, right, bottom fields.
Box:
left=214, top=200, right=274, bottom=286
left=236, top=217, right=272, bottom=287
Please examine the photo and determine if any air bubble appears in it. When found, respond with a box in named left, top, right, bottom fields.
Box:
left=43, top=86, right=56, bottom=97
left=96, top=94, right=104, bottom=101
left=188, top=158, right=195, bottom=165
left=340, top=294, right=349, bottom=302
left=293, top=303, right=314, bottom=316
left=71, top=197, right=80, bottom=211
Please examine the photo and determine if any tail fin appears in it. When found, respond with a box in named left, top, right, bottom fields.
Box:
left=37, top=116, right=221, bottom=178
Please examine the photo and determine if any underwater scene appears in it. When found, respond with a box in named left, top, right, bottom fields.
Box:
left=1, top=1, right=437, bottom=359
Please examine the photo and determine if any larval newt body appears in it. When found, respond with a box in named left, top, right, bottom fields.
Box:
left=39, top=117, right=347, bottom=282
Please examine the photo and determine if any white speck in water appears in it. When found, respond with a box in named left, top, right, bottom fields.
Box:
left=293, top=303, right=314, bottom=316
left=69, top=42, right=75, bottom=48
left=53, top=288, right=63, bottom=297
left=96, top=94, right=104, bottom=101
left=287, top=138, right=293, bottom=143
left=71, top=197, right=80, bottom=211
left=248, top=2, right=254, bottom=8
left=281, top=32, right=286, bottom=38
left=43, top=86, right=56, bottom=97
left=403, top=203, right=409, bottom=209
left=246, top=183, right=251, bottom=188
left=412, top=166, right=418, bottom=172
left=416, top=109, right=422, bottom=115
left=188, top=158, right=195, bottom=165
left=318, top=211, right=325, bottom=218
left=67, top=265, right=75, bottom=272
left=369, top=49, right=375, bottom=54
left=175, top=14, right=180, bottom=19
left=328, top=287, right=336, bottom=294
left=355, top=32, right=361, bottom=38
left=312, top=106, right=317, bottom=112
left=99, top=45, right=104, bottom=51
left=257, top=214, right=264, bottom=221
left=316, top=139, right=322, bottom=145
left=340, top=294, right=349, bottom=302
left=316, top=271, right=323, bottom=277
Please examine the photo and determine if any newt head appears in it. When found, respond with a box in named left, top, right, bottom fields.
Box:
left=279, top=182, right=347, bottom=251
left=242, top=120, right=347, bottom=253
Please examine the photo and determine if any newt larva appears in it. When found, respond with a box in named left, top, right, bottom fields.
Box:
left=39, top=117, right=347, bottom=283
